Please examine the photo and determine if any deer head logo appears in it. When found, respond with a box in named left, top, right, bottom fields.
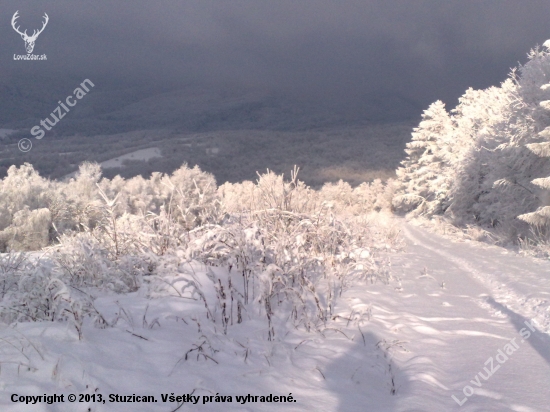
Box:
left=11, top=11, right=49, bottom=54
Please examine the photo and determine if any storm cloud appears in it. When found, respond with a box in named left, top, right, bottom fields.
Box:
left=3, top=0, right=550, bottom=116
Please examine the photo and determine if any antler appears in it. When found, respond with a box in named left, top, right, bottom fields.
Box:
left=11, top=11, right=27, bottom=37
left=29, top=13, right=49, bottom=40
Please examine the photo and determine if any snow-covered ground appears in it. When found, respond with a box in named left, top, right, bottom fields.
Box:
left=1, top=223, right=549, bottom=411
left=61, top=147, right=165, bottom=180
left=100, top=148, right=162, bottom=169
left=392, top=223, right=550, bottom=411
left=0, top=129, right=16, bottom=139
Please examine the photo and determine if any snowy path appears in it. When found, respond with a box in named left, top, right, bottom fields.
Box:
left=387, top=223, right=550, bottom=411
left=2, top=223, right=550, bottom=411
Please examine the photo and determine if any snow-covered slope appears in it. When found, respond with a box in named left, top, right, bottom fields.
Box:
left=1, top=223, right=549, bottom=411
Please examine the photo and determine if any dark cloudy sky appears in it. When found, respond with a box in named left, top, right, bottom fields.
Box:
left=3, top=0, right=550, bottom=116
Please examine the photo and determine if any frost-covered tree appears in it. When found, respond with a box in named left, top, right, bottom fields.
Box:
left=0, top=163, right=51, bottom=228
left=56, top=162, right=104, bottom=232
left=319, top=178, right=395, bottom=215
left=517, top=172, right=550, bottom=227
left=445, top=80, right=528, bottom=228
left=517, top=67, right=550, bottom=231
left=393, top=100, right=454, bottom=214
left=0, top=164, right=52, bottom=251
left=160, top=164, right=219, bottom=228
left=394, top=40, right=550, bottom=243
left=0, top=208, right=51, bottom=251
left=475, top=45, right=550, bottom=236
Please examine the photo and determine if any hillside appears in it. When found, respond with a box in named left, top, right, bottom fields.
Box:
left=0, top=122, right=414, bottom=186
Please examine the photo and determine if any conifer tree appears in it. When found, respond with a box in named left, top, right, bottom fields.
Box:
left=393, top=100, right=454, bottom=214
left=518, top=67, right=550, bottom=230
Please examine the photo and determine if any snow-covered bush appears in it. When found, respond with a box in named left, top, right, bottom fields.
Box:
left=52, top=231, right=144, bottom=292
left=186, top=169, right=393, bottom=338
left=98, top=164, right=220, bottom=230
left=0, top=252, right=107, bottom=339
left=0, top=161, right=221, bottom=253
left=0, top=164, right=52, bottom=251
left=319, top=178, right=396, bottom=215
left=146, top=169, right=395, bottom=339
left=0, top=208, right=51, bottom=251
left=161, top=164, right=220, bottom=229
left=0, top=159, right=399, bottom=342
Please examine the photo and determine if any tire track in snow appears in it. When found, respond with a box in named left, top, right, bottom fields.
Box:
left=403, top=224, right=550, bottom=335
